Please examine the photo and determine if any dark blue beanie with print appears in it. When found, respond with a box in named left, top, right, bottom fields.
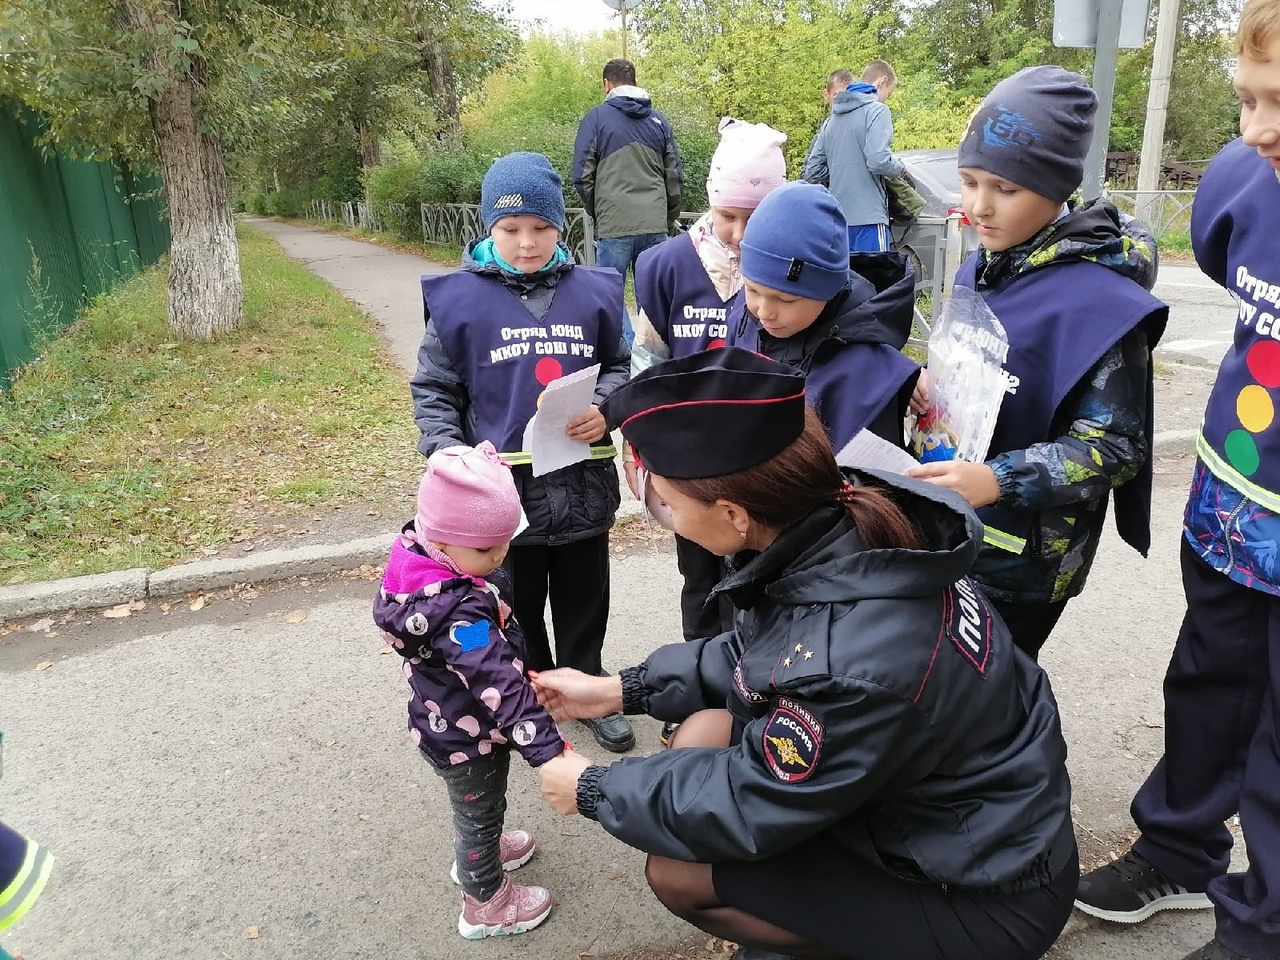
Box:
left=958, top=65, right=1098, bottom=202
left=739, top=181, right=849, bottom=302
left=480, top=152, right=566, bottom=231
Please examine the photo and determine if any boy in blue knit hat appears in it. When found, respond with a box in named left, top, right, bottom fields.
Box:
left=726, top=180, right=923, bottom=452
left=906, top=65, right=1168, bottom=660
left=409, top=153, right=635, bottom=925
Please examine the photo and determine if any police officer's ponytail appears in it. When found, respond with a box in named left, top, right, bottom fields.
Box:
left=666, top=408, right=923, bottom=551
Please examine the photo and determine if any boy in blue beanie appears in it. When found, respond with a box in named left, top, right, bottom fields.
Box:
left=727, top=180, right=922, bottom=451
left=905, top=66, right=1168, bottom=659
left=1075, top=4, right=1280, bottom=958
left=410, top=152, right=636, bottom=823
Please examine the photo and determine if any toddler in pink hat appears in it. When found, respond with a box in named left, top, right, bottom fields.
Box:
left=414, top=441, right=523, bottom=565
left=374, top=440, right=567, bottom=939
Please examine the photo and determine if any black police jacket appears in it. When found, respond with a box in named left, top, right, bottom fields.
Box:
left=575, top=470, right=1074, bottom=891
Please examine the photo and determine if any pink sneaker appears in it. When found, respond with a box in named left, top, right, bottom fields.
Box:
left=457, top=874, right=553, bottom=939
left=450, top=829, right=536, bottom=884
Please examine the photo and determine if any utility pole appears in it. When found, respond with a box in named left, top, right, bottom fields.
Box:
left=1136, top=0, right=1181, bottom=224
left=1082, top=0, right=1124, bottom=200
left=621, top=2, right=628, bottom=59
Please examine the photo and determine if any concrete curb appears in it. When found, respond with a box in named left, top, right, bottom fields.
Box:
left=0, top=536, right=392, bottom=622
left=2, top=507, right=650, bottom=622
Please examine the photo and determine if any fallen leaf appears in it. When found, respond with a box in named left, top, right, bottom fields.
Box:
left=128, top=599, right=146, bottom=611
left=285, top=609, right=307, bottom=624
left=378, top=647, right=393, bottom=655
left=189, top=596, right=206, bottom=612
left=35, top=661, right=53, bottom=671
left=322, top=739, right=337, bottom=747
left=245, top=925, right=260, bottom=939
left=43, top=631, right=58, bottom=638
left=159, top=602, right=172, bottom=614
left=357, top=813, right=369, bottom=821
left=102, top=604, right=133, bottom=619
left=27, top=617, right=54, bottom=633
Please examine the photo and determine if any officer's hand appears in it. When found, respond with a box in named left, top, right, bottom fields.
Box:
left=537, top=748, right=594, bottom=815
left=530, top=669, right=624, bottom=721
left=905, top=461, right=1000, bottom=508
left=566, top=406, right=608, bottom=444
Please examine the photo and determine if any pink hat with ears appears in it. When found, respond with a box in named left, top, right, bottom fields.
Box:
left=415, top=441, right=522, bottom=548
left=705, top=117, right=788, bottom=210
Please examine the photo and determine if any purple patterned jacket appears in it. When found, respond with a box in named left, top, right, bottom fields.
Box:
left=373, top=527, right=566, bottom=769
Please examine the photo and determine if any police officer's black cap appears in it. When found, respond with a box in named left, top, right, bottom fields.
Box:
left=601, top=347, right=806, bottom=479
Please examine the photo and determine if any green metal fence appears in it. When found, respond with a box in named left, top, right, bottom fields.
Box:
left=0, top=103, right=170, bottom=386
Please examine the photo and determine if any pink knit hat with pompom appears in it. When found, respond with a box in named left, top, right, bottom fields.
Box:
left=705, top=117, right=788, bottom=210
left=415, top=441, right=522, bottom=548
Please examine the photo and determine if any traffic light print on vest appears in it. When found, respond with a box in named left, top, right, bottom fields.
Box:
left=1227, top=339, right=1280, bottom=476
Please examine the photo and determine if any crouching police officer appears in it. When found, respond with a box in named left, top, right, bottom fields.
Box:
left=531, top=348, right=1078, bottom=960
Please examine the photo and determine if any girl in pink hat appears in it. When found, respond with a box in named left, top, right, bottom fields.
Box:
left=628, top=120, right=787, bottom=732
left=373, top=441, right=571, bottom=939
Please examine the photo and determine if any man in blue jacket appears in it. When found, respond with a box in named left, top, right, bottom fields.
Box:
left=802, top=60, right=904, bottom=253
left=573, top=58, right=684, bottom=347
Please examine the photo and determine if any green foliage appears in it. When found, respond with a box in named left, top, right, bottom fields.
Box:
left=888, top=75, right=981, bottom=152
left=634, top=0, right=909, bottom=177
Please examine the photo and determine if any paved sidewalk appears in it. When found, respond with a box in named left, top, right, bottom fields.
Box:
left=248, top=218, right=453, bottom=375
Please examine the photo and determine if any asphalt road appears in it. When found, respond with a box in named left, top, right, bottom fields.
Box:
left=1152, top=262, right=1238, bottom=368
left=0, top=221, right=1248, bottom=960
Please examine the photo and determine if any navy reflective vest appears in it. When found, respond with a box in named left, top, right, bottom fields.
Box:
left=0, top=819, right=51, bottom=933
left=1191, top=137, right=1280, bottom=514
left=954, top=255, right=1167, bottom=555
left=634, top=234, right=732, bottom=357
left=423, top=267, right=624, bottom=464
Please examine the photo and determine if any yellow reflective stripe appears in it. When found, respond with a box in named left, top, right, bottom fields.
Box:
left=0, top=843, right=52, bottom=933
left=1196, top=431, right=1280, bottom=515
left=497, top=444, right=617, bottom=465
left=982, top=526, right=1027, bottom=554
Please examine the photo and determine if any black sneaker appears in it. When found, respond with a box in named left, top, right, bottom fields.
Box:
left=1074, top=849, right=1211, bottom=923
left=1180, top=941, right=1248, bottom=960
left=581, top=713, right=635, bottom=753
left=659, top=721, right=680, bottom=747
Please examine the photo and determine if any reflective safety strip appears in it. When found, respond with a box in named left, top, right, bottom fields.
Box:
left=0, top=841, right=53, bottom=933
left=982, top=525, right=1028, bottom=554
left=498, top=444, right=618, bottom=467
left=1197, top=432, right=1280, bottom=516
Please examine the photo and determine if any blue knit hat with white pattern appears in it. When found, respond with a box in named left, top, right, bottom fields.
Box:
left=480, top=152, right=566, bottom=232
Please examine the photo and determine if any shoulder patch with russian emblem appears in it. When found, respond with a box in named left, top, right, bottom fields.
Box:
left=761, top=697, right=823, bottom=783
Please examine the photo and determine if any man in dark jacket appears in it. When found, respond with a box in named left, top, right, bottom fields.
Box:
left=573, top=58, right=684, bottom=348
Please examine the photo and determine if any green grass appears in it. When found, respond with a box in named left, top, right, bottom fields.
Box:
left=1157, top=230, right=1194, bottom=256
left=0, top=224, right=421, bottom=586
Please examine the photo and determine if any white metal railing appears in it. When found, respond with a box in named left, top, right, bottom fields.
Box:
left=1105, top=190, right=1196, bottom=237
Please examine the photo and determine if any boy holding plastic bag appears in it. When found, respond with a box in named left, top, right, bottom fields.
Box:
left=907, top=66, right=1167, bottom=659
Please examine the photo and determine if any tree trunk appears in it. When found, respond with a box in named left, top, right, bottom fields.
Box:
left=356, top=121, right=381, bottom=168
left=419, top=28, right=461, bottom=140
left=150, top=72, right=243, bottom=340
